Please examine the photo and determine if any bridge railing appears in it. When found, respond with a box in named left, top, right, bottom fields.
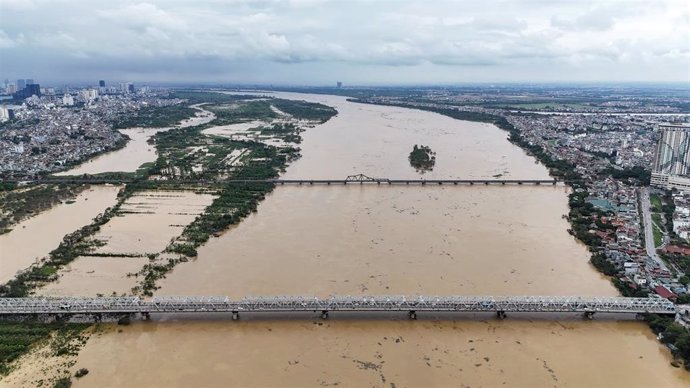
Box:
left=0, top=295, right=677, bottom=315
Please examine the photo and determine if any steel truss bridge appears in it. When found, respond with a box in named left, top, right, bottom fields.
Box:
left=2, top=174, right=559, bottom=187
left=0, top=295, right=676, bottom=321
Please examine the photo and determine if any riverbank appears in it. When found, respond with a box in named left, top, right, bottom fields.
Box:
left=59, top=92, right=688, bottom=387
left=3, top=92, right=689, bottom=387
left=351, top=98, right=690, bottom=370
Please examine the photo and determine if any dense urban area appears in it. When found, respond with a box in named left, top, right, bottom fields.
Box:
left=2, top=81, right=690, bottom=383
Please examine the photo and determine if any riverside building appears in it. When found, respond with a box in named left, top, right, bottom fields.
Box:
left=651, top=124, right=690, bottom=192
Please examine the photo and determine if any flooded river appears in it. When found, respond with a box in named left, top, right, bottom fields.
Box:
left=7, top=94, right=689, bottom=387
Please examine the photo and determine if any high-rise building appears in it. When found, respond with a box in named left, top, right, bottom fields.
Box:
left=62, top=94, right=74, bottom=106
left=99, top=80, right=105, bottom=87
left=26, top=79, right=34, bottom=85
left=81, top=89, right=99, bottom=101
left=13, top=83, right=41, bottom=100
left=127, top=83, right=135, bottom=93
left=336, top=81, right=343, bottom=88
left=651, top=124, right=690, bottom=191
left=0, top=106, right=15, bottom=121
left=16, top=79, right=25, bottom=90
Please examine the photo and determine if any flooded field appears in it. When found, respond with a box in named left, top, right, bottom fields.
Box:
left=37, top=255, right=149, bottom=296
left=91, top=191, right=215, bottom=256
left=5, top=93, right=689, bottom=387
left=36, top=190, right=217, bottom=297
left=0, top=185, right=121, bottom=284
left=55, top=105, right=215, bottom=176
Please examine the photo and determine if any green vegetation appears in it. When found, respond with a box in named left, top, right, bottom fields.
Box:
left=112, top=104, right=198, bottom=129
left=171, top=90, right=264, bottom=105
left=590, top=253, right=617, bottom=276
left=0, top=182, right=17, bottom=191
left=0, top=184, right=87, bottom=234
left=271, top=99, right=337, bottom=122
left=645, top=314, right=690, bottom=370
left=651, top=194, right=663, bottom=213
left=408, top=144, right=436, bottom=172
left=206, top=100, right=277, bottom=125
left=653, top=224, right=664, bottom=248
left=662, top=190, right=676, bottom=238
left=604, top=166, right=651, bottom=185
left=260, top=123, right=303, bottom=143
left=53, top=377, right=72, bottom=388
left=0, top=322, right=89, bottom=376
left=74, top=368, right=89, bottom=378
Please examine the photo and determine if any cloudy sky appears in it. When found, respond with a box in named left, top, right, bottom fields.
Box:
left=0, top=0, right=688, bottom=85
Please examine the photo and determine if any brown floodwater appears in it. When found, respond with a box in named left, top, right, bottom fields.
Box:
left=53, top=127, right=168, bottom=175
left=55, top=104, right=215, bottom=176
left=0, top=185, right=121, bottom=284
left=8, top=94, right=690, bottom=387
left=91, top=191, right=215, bottom=256
left=34, top=190, right=216, bottom=297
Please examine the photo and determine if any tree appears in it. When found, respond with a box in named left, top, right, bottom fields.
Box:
left=662, top=324, right=686, bottom=344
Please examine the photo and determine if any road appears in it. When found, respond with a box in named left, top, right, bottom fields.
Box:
left=639, top=187, right=670, bottom=272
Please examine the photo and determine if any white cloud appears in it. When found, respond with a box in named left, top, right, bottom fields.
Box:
left=0, top=0, right=688, bottom=83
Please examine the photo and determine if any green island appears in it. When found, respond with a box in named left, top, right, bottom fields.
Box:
left=408, top=144, right=435, bottom=172
left=111, top=104, right=199, bottom=129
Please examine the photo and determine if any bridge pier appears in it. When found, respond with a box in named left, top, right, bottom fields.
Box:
left=408, top=311, right=417, bottom=320
left=321, top=310, right=329, bottom=319
left=232, top=311, right=239, bottom=320
left=497, top=311, right=507, bottom=320
left=584, top=311, right=595, bottom=320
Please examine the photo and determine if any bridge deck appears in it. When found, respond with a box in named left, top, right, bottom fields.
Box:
left=0, top=296, right=676, bottom=316
left=5, top=178, right=560, bottom=186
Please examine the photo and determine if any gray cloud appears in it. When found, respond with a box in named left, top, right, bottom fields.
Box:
left=0, top=0, right=688, bottom=84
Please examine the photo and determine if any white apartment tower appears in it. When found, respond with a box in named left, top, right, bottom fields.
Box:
left=651, top=124, right=690, bottom=192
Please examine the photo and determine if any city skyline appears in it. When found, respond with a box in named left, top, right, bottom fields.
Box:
left=0, top=0, right=689, bottom=85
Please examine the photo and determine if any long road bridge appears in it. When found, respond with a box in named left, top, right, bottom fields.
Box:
left=2, top=174, right=560, bottom=186
left=0, top=295, right=677, bottom=321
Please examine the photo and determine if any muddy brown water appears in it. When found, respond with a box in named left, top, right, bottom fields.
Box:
left=55, top=104, right=215, bottom=176
left=0, top=185, right=121, bottom=284
left=6, top=94, right=689, bottom=387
